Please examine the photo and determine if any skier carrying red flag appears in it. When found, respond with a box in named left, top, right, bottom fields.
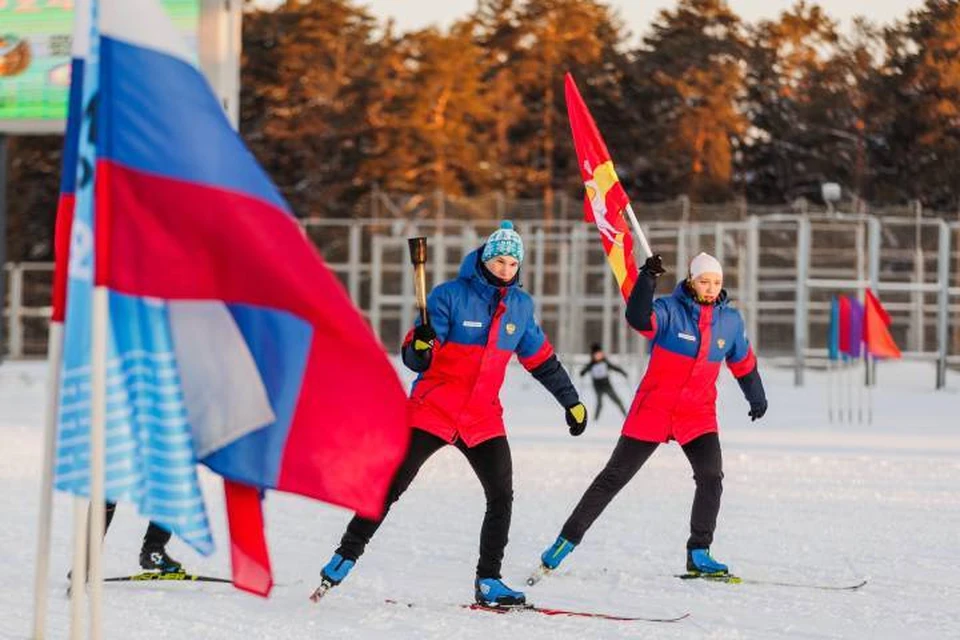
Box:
left=532, top=252, right=767, bottom=582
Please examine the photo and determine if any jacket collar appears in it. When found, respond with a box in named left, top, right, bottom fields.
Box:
left=673, top=281, right=728, bottom=311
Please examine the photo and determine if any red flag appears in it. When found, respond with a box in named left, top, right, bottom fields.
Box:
left=837, top=296, right=851, bottom=355
left=863, top=289, right=901, bottom=359
left=225, top=481, right=273, bottom=596
left=565, top=73, right=640, bottom=301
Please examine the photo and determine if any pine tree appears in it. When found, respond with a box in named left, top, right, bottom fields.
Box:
left=628, top=0, right=749, bottom=202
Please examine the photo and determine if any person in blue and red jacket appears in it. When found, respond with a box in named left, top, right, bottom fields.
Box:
left=536, top=252, right=767, bottom=578
left=318, top=221, right=588, bottom=607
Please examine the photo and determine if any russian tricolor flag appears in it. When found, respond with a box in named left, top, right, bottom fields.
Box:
left=53, top=0, right=410, bottom=596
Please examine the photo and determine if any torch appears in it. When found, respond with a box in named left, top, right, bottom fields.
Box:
left=407, top=237, right=429, bottom=325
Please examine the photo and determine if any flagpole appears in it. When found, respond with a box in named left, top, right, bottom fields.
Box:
left=87, top=287, right=108, bottom=639
left=624, top=204, right=653, bottom=259
left=827, top=357, right=834, bottom=424
left=31, top=322, right=64, bottom=640
left=841, top=357, right=853, bottom=424
left=857, top=354, right=865, bottom=424
left=68, top=497, right=88, bottom=640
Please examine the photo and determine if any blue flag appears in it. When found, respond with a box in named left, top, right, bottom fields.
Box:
left=827, top=297, right=840, bottom=361
left=53, top=0, right=213, bottom=555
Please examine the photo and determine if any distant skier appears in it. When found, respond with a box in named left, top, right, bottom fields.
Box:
left=580, top=343, right=628, bottom=419
left=534, top=252, right=767, bottom=580
left=316, top=221, right=588, bottom=607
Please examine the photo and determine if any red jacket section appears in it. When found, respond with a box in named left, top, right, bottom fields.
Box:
left=405, top=250, right=558, bottom=446
left=624, top=283, right=756, bottom=445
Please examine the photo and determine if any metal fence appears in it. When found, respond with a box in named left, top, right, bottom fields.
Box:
left=4, top=213, right=959, bottom=388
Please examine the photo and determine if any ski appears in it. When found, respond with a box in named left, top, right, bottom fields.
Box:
left=309, top=579, right=335, bottom=603
left=104, top=571, right=233, bottom=584
left=676, top=573, right=868, bottom=591
left=67, top=571, right=232, bottom=595
left=526, top=564, right=551, bottom=586
left=385, top=599, right=690, bottom=623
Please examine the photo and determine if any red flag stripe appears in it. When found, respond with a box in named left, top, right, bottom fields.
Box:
left=225, top=480, right=273, bottom=597
left=565, top=73, right=640, bottom=301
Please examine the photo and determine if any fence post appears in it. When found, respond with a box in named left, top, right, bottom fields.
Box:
left=911, top=200, right=925, bottom=353
left=347, top=223, right=361, bottom=306
left=794, top=217, right=811, bottom=386
left=675, top=225, right=688, bottom=277
left=714, top=222, right=725, bottom=266
left=7, top=263, right=23, bottom=358
left=866, top=217, right=882, bottom=386
left=0, top=135, right=7, bottom=361
left=936, top=220, right=950, bottom=389
left=747, top=216, right=760, bottom=351
left=432, top=230, right=446, bottom=297
left=533, top=227, right=545, bottom=322
left=370, top=235, right=383, bottom=340
left=558, top=240, right=570, bottom=355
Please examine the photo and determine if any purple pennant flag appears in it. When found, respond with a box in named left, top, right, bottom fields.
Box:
left=844, top=296, right=864, bottom=359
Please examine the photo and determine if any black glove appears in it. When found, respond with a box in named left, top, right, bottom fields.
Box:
left=748, top=400, right=767, bottom=422
left=412, top=324, right=436, bottom=352
left=565, top=402, right=588, bottom=436
left=640, top=254, right=666, bottom=277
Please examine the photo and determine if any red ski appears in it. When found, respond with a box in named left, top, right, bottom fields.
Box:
left=385, top=599, right=689, bottom=623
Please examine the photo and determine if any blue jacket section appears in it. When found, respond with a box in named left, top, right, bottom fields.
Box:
left=403, top=248, right=576, bottom=446
left=647, top=284, right=751, bottom=366
left=623, top=281, right=760, bottom=445
left=418, top=248, right=546, bottom=356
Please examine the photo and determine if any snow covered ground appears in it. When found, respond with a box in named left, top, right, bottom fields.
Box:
left=2, top=357, right=959, bottom=639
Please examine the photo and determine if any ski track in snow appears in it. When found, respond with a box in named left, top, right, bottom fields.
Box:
left=1, top=359, right=959, bottom=639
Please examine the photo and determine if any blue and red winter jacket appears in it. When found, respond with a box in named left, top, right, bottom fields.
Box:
left=401, top=248, right=579, bottom=447
left=623, top=274, right=764, bottom=445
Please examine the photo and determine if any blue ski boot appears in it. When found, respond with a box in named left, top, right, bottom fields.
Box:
left=310, top=553, right=355, bottom=602
left=541, top=536, right=576, bottom=570
left=686, top=548, right=728, bottom=575
left=527, top=535, right=576, bottom=585
left=475, top=577, right=526, bottom=607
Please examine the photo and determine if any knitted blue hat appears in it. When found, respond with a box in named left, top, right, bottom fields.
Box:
left=481, top=221, right=524, bottom=264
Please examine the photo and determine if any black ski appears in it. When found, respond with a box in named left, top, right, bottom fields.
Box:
left=676, top=573, right=868, bottom=591
left=104, top=572, right=233, bottom=584
left=385, top=598, right=690, bottom=623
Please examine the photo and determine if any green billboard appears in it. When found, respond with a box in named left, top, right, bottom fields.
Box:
left=0, top=0, right=199, bottom=133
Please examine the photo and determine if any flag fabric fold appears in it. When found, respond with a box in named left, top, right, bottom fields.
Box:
left=565, top=73, right=640, bottom=300
left=827, top=297, right=840, bottom=361
left=54, top=0, right=410, bottom=596
left=845, top=297, right=864, bottom=359
left=52, top=0, right=91, bottom=324
left=864, top=289, right=902, bottom=359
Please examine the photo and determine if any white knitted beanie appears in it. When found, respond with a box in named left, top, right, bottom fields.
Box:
left=689, top=252, right=723, bottom=279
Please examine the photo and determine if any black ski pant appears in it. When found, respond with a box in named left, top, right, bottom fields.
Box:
left=592, top=379, right=627, bottom=419
left=101, top=502, right=172, bottom=550
left=560, top=432, right=723, bottom=550
left=336, top=428, right=513, bottom=579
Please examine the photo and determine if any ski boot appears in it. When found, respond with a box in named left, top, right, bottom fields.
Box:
left=686, top=548, right=728, bottom=576
left=139, top=546, right=183, bottom=574
left=310, top=553, right=355, bottom=603
left=527, top=535, right=576, bottom=586
left=474, top=577, right=526, bottom=608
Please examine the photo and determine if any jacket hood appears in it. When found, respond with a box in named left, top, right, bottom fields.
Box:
left=460, top=247, right=522, bottom=292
